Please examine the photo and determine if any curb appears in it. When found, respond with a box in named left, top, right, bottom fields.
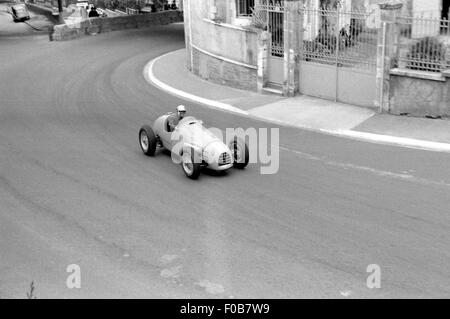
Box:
left=144, top=51, right=450, bottom=154
left=144, top=50, right=248, bottom=116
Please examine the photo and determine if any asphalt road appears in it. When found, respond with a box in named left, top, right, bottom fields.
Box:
left=1, top=20, right=450, bottom=298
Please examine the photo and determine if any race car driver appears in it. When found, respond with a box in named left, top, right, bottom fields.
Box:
left=168, top=105, right=186, bottom=132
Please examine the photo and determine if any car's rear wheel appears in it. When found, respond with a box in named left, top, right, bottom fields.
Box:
left=230, top=137, right=249, bottom=169
left=181, top=148, right=201, bottom=179
left=139, top=125, right=157, bottom=156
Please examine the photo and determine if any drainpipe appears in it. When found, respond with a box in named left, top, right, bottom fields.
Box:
left=209, top=0, right=217, bottom=20
left=187, top=0, right=194, bottom=71
left=335, top=3, right=340, bottom=102
left=379, top=21, right=387, bottom=113
left=57, top=0, right=64, bottom=24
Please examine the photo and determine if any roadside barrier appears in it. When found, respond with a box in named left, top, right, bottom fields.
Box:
left=51, top=10, right=183, bottom=41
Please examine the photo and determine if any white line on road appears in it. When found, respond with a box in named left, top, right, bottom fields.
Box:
left=280, top=146, right=450, bottom=188
left=323, top=129, right=450, bottom=154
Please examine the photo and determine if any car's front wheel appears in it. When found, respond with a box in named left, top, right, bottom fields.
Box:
left=139, top=125, right=157, bottom=156
left=181, top=148, right=201, bottom=179
left=230, top=137, right=249, bottom=169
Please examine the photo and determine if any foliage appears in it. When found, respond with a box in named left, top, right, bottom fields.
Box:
left=319, top=0, right=342, bottom=10
left=406, top=37, right=448, bottom=72
left=312, top=28, right=354, bottom=53
left=250, top=6, right=267, bottom=30
left=154, top=0, right=168, bottom=10
left=26, top=281, right=37, bottom=299
left=102, top=0, right=169, bottom=11
left=303, top=40, right=332, bottom=59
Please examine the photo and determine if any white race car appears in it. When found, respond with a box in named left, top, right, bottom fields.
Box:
left=139, top=114, right=249, bottom=179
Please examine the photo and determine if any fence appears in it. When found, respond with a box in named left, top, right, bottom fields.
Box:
left=253, top=0, right=284, bottom=57
left=299, top=6, right=377, bottom=71
left=126, top=7, right=139, bottom=15
left=397, top=15, right=450, bottom=73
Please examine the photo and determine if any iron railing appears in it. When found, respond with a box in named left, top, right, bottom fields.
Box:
left=254, top=0, right=285, bottom=57
left=299, top=6, right=377, bottom=71
left=397, top=15, right=450, bottom=73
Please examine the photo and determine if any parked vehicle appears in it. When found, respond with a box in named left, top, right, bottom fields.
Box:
left=10, top=4, right=30, bottom=22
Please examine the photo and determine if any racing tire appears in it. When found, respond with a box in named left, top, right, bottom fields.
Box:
left=181, top=148, right=201, bottom=180
left=230, top=137, right=249, bottom=169
left=139, top=125, right=157, bottom=156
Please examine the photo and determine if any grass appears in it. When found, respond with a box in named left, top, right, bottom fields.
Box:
left=26, top=281, right=37, bottom=299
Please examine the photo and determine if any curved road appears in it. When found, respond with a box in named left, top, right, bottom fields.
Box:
left=1, top=23, right=450, bottom=298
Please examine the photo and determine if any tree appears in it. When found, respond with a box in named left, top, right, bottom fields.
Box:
left=153, top=0, right=168, bottom=11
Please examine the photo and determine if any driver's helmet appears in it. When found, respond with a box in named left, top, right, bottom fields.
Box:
left=177, top=105, right=186, bottom=118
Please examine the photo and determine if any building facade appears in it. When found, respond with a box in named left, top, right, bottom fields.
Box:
left=183, top=0, right=261, bottom=91
left=183, top=0, right=450, bottom=116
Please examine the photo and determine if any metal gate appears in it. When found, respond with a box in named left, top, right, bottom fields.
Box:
left=256, top=0, right=285, bottom=90
left=298, top=5, right=378, bottom=108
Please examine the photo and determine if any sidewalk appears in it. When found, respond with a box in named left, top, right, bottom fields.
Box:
left=146, top=49, right=450, bottom=152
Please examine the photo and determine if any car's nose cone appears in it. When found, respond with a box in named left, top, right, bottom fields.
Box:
left=204, top=142, right=233, bottom=170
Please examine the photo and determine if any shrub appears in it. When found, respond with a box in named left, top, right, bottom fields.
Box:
left=350, top=18, right=364, bottom=38
left=314, top=28, right=352, bottom=53
left=303, top=40, right=332, bottom=59
left=406, top=37, right=447, bottom=72
left=250, top=7, right=267, bottom=30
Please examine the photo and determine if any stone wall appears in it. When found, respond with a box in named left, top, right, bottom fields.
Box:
left=192, top=46, right=258, bottom=91
left=51, top=10, right=183, bottom=41
left=389, top=69, right=450, bottom=117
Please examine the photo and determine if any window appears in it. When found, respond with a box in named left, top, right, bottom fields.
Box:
left=237, top=0, right=255, bottom=17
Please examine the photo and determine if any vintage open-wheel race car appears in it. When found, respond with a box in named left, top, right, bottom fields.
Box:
left=139, top=114, right=249, bottom=179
